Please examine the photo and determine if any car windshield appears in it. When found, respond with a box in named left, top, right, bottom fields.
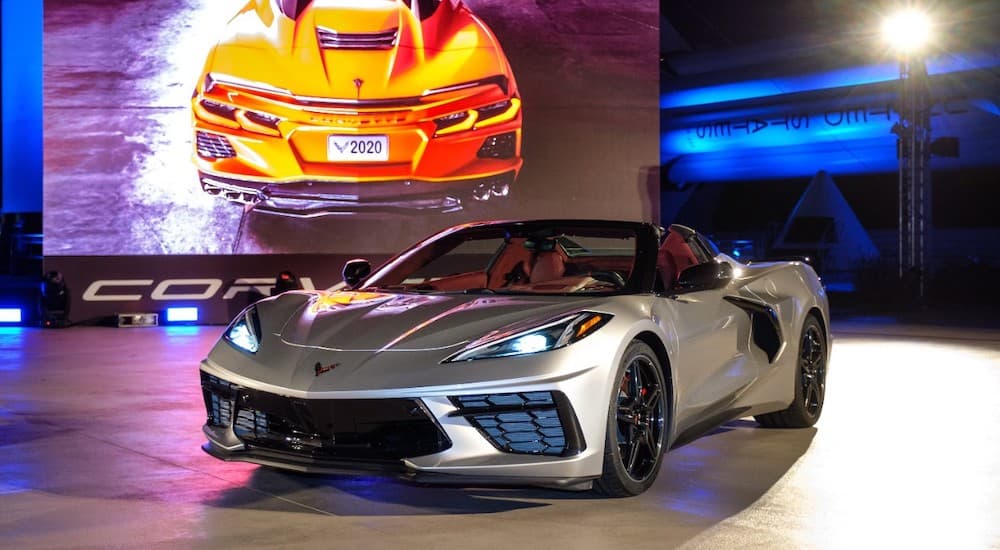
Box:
left=362, top=223, right=643, bottom=295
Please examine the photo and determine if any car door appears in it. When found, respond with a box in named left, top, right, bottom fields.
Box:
left=652, top=226, right=756, bottom=436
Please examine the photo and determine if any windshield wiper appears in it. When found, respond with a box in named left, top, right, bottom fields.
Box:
left=367, top=285, right=437, bottom=294
left=462, top=288, right=497, bottom=295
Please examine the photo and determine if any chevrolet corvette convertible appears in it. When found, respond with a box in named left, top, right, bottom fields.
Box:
left=191, top=0, right=521, bottom=216
left=200, top=220, right=830, bottom=496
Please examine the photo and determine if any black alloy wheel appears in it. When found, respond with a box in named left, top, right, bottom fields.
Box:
left=800, top=322, right=825, bottom=416
left=755, top=315, right=827, bottom=428
left=596, top=341, right=668, bottom=497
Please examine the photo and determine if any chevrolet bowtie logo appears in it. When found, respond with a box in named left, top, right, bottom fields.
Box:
left=314, top=362, right=339, bottom=376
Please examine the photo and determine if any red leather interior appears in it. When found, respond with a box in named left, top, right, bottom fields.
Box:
left=530, top=250, right=565, bottom=283
left=430, top=271, right=487, bottom=291
left=657, top=247, right=678, bottom=290
left=486, top=238, right=532, bottom=288
left=658, top=231, right=700, bottom=288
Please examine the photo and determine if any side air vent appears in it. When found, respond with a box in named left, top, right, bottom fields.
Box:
left=196, top=131, right=236, bottom=159
left=724, top=295, right=784, bottom=362
left=316, top=27, right=398, bottom=50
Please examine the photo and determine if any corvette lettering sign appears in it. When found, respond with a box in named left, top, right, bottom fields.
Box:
left=82, top=278, right=320, bottom=302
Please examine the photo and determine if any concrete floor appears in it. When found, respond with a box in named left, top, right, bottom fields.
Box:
left=43, top=0, right=658, bottom=256
left=2, top=321, right=999, bottom=549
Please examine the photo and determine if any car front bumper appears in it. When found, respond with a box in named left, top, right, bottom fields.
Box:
left=198, top=356, right=609, bottom=489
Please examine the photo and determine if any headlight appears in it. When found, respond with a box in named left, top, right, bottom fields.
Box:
left=444, top=311, right=611, bottom=362
left=224, top=307, right=261, bottom=354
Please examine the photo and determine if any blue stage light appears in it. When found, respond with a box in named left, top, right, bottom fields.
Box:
left=661, top=53, right=996, bottom=110
left=0, top=308, right=23, bottom=323
left=165, top=307, right=199, bottom=323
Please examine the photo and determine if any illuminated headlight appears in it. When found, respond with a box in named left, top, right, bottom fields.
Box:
left=224, top=307, right=261, bottom=354
left=445, top=312, right=611, bottom=362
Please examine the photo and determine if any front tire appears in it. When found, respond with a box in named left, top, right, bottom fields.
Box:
left=755, top=315, right=827, bottom=428
left=595, top=341, right=668, bottom=497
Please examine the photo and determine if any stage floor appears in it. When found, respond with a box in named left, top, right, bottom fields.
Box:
left=2, top=320, right=999, bottom=548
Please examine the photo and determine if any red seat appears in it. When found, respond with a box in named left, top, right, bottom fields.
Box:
left=487, top=238, right=532, bottom=288
left=530, top=250, right=565, bottom=283
left=658, top=231, right=700, bottom=289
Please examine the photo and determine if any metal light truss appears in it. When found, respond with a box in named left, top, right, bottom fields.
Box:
left=895, top=56, right=932, bottom=298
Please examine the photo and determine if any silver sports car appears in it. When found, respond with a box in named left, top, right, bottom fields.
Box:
left=200, top=219, right=830, bottom=496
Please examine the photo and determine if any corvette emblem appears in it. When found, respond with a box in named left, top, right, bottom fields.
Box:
left=314, top=362, right=339, bottom=376
left=353, top=78, right=364, bottom=100
left=332, top=141, right=349, bottom=153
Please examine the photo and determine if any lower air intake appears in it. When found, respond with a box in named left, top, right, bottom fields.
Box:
left=199, top=372, right=451, bottom=460
left=450, top=391, right=585, bottom=457
left=202, top=373, right=237, bottom=427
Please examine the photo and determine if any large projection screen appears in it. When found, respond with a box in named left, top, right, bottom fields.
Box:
left=43, top=0, right=659, bottom=257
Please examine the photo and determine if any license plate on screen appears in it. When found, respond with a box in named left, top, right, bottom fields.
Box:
left=328, top=135, right=389, bottom=162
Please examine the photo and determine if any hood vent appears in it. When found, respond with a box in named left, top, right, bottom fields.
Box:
left=317, top=26, right=398, bottom=50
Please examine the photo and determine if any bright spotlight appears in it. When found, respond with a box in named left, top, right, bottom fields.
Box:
left=881, top=8, right=932, bottom=53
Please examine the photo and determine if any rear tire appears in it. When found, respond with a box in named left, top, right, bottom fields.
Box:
left=755, top=315, right=827, bottom=428
left=595, top=341, right=668, bottom=497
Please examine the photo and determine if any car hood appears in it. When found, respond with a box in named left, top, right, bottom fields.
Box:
left=208, top=0, right=509, bottom=101
left=208, top=290, right=610, bottom=392
left=270, top=290, right=600, bottom=352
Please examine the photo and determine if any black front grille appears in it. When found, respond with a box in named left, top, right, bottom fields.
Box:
left=202, top=373, right=237, bottom=427
left=196, top=131, right=236, bottom=159
left=316, top=26, right=398, bottom=50
left=450, top=391, right=585, bottom=457
left=200, top=372, right=451, bottom=460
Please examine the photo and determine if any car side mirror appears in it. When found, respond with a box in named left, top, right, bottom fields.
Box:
left=674, top=262, right=733, bottom=293
left=342, top=259, right=371, bottom=289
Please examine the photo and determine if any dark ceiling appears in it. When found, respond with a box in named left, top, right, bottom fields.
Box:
left=661, top=0, right=1000, bottom=76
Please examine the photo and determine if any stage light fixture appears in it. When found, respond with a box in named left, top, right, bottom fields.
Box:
left=165, top=307, right=199, bottom=323
left=40, top=271, right=71, bottom=328
left=117, top=313, right=159, bottom=328
left=272, top=270, right=303, bottom=296
left=881, top=8, right=932, bottom=53
left=0, top=308, right=23, bottom=324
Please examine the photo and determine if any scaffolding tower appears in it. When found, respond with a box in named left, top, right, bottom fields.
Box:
left=894, top=56, right=932, bottom=298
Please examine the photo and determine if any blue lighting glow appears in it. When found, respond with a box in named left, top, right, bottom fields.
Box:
left=661, top=101, right=898, bottom=157
left=661, top=53, right=998, bottom=110
left=511, top=334, right=550, bottom=355
left=661, top=65, right=895, bottom=109
left=661, top=50, right=1000, bottom=181
left=824, top=281, right=858, bottom=293
left=1, top=0, right=43, bottom=213
left=165, top=307, right=199, bottom=323
left=0, top=308, right=23, bottom=323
